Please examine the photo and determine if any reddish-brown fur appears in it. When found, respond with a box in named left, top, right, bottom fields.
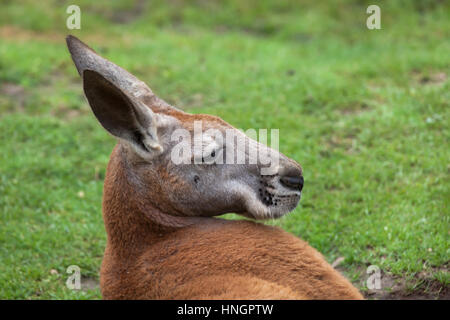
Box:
left=100, top=144, right=363, bottom=299
left=65, top=35, right=363, bottom=299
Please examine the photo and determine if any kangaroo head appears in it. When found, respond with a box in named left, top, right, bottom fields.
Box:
left=66, top=35, right=303, bottom=223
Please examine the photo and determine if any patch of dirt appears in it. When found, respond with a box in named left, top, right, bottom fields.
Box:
left=0, top=82, right=25, bottom=97
left=411, top=70, right=447, bottom=86
left=0, top=82, right=27, bottom=112
left=0, top=25, right=119, bottom=47
left=51, top=107, right=85, bottom=120
left=81, top=276, right=100, bottom=291
left=100, top=0, right=147, bottom=24
left=337, top=265, right=449, bottom=300
left=45, top=69, right=89, bottom=120
left=338, top=101, right=370, bottom=115
left=0, top=25, right=63, bottom=43
left=0, top=69, right=88, bottom=120
left=365, top=274, right=449, bottom=300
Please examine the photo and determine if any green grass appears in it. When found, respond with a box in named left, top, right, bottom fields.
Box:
left=0, top=0, right=449, bottom=299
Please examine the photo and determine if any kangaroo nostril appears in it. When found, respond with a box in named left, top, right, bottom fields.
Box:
left=280, top=175, right=304, bottom=192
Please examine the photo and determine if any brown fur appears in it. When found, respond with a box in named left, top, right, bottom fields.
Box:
left=99, top=146, right=363, bottom=300
left=65, top=35, right=363, bottom=300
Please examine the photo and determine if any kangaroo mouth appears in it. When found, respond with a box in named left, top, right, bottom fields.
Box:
left=257, top=174, right=302, bottom=212
left=259, top=188, right=301, bottom=208
left=243, top=191, right=301, bottom=220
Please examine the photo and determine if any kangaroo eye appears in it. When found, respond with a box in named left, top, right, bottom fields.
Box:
left=197, top=147, right=222, bottom=165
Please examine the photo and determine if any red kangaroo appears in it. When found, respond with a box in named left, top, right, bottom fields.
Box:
left=66, top=35, right=363, bottom=300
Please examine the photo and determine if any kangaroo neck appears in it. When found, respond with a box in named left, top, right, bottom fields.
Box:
left=101, top=145, right=206, bottom=256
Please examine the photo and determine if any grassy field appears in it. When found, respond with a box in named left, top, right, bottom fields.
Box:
left=0, top=0, right=448, bottom=299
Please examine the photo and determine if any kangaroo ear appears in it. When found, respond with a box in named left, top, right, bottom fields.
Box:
left=66, top=35, right=177, bottom=111
left=83, top=69, right=162, bottom=156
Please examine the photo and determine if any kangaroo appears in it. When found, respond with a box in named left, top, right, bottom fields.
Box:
left=66, top=35, right=363, bottom=300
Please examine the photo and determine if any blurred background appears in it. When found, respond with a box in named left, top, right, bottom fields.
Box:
left=0, top=0, right=448, bottom=299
